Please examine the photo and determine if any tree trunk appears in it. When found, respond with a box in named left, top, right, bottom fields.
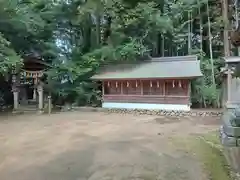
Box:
left=206, top=1, right=216, bottom=86
left=188, top=11, right=192, bottom=54
left=161, top=1, right=164, bottom=57
left=161, top=34, right=165, bottom=56
left=234, top=0, right=240, bottom=55
left=96, top=13, right=101, bottom=47
left=103, top=15, right=112, bottom=45
left=82, top=15, right=92, bottom=53
left=198, top=0, right=203, bottom=54
left=222, top=0, right=230, bottom=56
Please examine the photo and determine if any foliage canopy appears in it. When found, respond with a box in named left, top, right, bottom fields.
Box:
left=0, top=0, right=232, bottom=107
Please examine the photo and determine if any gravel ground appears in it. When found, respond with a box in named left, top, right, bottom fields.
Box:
left=0, top=112, right=220, bottom=180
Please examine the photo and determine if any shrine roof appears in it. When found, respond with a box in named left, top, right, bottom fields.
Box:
left=23, top=54, right=52, bottom=71
left=91, top=55, right=203, bottom=80
left=223, top=56, right=240, bottom=64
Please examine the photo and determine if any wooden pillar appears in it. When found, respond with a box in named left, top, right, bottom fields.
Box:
left=188, top=81, right=191, bottom=106
left=121, top=81, right=124, bottom=94
left=188, top=81, right=191, bottom=96
left=102, top=81, right=105, bottom=95
left=163, top=80, right=166, bottom=96
left=37, top=82, right=44, bottom=113
left=140, top=80, right=143, bottom=95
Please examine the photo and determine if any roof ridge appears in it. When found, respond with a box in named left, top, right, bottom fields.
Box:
left=223, top=56, right=240, bottom=63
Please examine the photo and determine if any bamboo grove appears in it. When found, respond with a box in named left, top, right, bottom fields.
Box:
left=0, top=0, right=239, bottom=108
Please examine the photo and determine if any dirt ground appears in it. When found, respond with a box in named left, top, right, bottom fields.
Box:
left=0, top=111, right=220, bottom=180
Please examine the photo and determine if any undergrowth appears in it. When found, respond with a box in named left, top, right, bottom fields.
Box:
left=193, top=132, right=231, bottom=180
left=170, top=131, right=232, bottom=180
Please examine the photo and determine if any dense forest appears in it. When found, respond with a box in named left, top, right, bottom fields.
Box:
left=0, top=0, right=238, bottom=109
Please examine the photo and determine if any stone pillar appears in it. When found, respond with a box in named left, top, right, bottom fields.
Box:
left=12, top=74, right=19, bottom=111
left=48, top=95, right=52, bottom=114
left=33, top=78, right=38, bottom=100
left=20, top=86, right=28, bottom=105
left=33, top=88, right=37, bottom=100
left=13, top=88, right=19, bottom=110
left=37, top=82, right=44, bottom=113
left=227, top=67, right=232, bottom=103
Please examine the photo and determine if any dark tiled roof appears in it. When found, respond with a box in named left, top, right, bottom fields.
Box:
left=91, top=55, right=203, bottom=80
left=223, top=56, right=240, bottom=64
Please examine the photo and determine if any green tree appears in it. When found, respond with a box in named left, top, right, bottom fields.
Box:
left=0, top=0, right=232, bottom=108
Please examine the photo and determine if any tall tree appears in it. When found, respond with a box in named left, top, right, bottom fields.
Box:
left=0, top=0, right=233, bottom=108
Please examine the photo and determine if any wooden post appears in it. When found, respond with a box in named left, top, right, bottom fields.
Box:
left=163, top=81, right=166, bottom=96
left=140, top=80, right=143, bottom=95
left=188, top=81, right=191, bottom=96
left=188, top=81, right=191, bottom=106
left=102, top=81, right=105, bottom=95
left=121, top=81, right=124, bottom=94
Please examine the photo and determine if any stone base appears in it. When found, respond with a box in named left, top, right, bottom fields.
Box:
left=37, top=110, right=44, bottom=115
left=70, top=106, right=223, bottom=117
left=225, top=102, right=240, bottom=110
left=220, top=125, right=240, bottom=173
left=220, top=126, right=238, bottom=147
left=11, top=108, right=46, bottom=115
left=12, top=110, right=24, bottom=115
left=224, top=147, right=240, bottom=173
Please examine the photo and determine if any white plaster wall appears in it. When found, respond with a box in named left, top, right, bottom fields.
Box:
left=102, top=102, right=190, bottom=111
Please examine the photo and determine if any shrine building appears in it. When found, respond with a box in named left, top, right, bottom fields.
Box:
left=91, top=55, right=202, bottom=111
left=12, top=54, right=50, bottom=113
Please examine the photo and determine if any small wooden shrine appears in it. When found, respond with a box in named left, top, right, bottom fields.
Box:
left=12, top=54, right=49, bottom=113
left=92, top=55, right=202, bottom=111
